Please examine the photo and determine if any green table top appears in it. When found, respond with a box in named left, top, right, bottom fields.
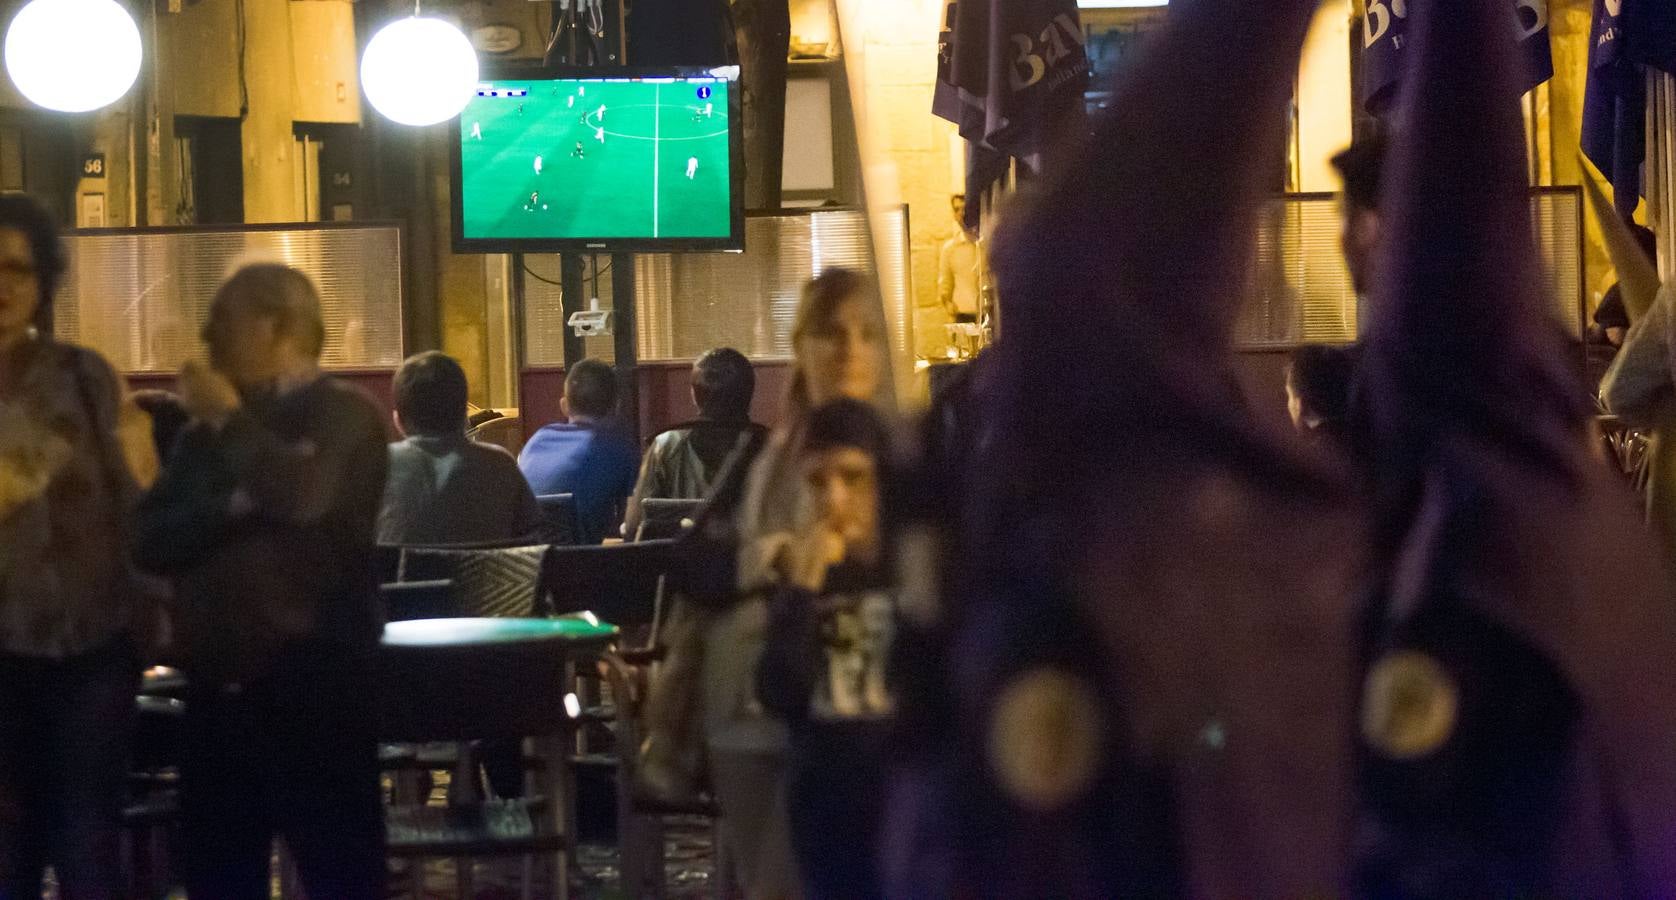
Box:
left=381, top=616, right=619, bottom=648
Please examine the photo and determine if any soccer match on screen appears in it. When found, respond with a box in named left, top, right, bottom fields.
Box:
left=458, top=76, right=733, bottom=242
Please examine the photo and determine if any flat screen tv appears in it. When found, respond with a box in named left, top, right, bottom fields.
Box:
left=451, top=66, right=744, bottom=253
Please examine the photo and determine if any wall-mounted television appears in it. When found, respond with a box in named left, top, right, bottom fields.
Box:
left=451, top=66, right=744, bottom=253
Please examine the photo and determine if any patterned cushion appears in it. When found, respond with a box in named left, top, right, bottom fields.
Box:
left=452, top=545, right=549, bottom=618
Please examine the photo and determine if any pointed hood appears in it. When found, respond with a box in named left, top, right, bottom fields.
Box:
left=1583, top=162, right=1662, bottom=324
left=1361, top=0, right=1676, bottom=887
left=949, top=0, right=1366, bottom=894
left=1359, top=0, right=1588, bottom=512
left=985, top=0, right=1337, bottom=494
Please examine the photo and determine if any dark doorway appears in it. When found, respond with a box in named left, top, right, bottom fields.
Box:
left=0, top=110, right=79, bottom=224
left=294, top=123, right=367, bottom=222
left=175, top=116, right=245, bottom=224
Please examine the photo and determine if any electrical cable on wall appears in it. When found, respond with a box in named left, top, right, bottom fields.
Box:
left=235, top=0, right=248, bottom=118
left=523, top=259, right=564, bottom=287
left=585, top=0, right=605, bottom=65
left=545, top=0, right=574, bottom=65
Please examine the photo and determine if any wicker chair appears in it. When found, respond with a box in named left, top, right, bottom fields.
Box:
left=468, top=414, right=525, bottom=457
left=542, top=540, right=732, bottom=898
left=1597, top=414, right=1651, bottom=492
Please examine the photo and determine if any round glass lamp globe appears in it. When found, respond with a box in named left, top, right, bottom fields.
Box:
left=361, top=17, right=479, bottom=127
left=4, top=0, right=142, bottom=113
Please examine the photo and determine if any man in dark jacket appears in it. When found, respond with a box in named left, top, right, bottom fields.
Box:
left=623, top=347, right=766, bottom=538
left=137, top=263, right=389, bottom=900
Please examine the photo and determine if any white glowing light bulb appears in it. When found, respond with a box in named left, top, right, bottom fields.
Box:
left=4, top=0, right=142, bottom=113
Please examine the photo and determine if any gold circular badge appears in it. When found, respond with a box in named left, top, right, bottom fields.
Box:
left=987, top=667, right=1103, bottom=810
left=1361, top=650, right=1459, bottom=760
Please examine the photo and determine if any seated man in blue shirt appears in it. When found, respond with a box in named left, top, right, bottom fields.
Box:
left=518, top=357, right=639, bottom=544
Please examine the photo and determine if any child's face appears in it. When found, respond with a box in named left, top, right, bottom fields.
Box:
left=803, top=445, right=879, bottom=551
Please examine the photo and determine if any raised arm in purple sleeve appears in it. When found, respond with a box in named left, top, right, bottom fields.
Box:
left=1360, top=0, right=1676, bottom=889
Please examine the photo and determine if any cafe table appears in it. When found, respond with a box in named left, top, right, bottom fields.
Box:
left=377, top=616, right=619, bottom=900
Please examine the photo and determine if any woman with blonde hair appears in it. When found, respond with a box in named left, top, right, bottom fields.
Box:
left=680, top=267, right=893, bottom=898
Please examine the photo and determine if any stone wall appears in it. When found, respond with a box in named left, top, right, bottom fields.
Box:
left=833, top=0, right=961, bottom=320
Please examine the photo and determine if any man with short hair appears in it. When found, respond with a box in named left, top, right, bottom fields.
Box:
left=937, top=194, right=987, bottom=324
left=1287, top=134, right=1388, bottom=458
left=380, top=351, right=541, bottom=546
left=518, top=357, right=639, bottom=544
left=1593, top=225, right=1658, bottom=349
left=923, top=194, right=989, bottom=359
left=1329, top=134, right=1388, bottom=302
left=623, top=347, right=767, bottom=538
left=136, top=263, right=388, bottom=899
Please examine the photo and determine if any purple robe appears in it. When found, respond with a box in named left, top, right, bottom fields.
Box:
left=890, top=0, right=1364, bottom=895
left=1355, top=0, right=1676, bottom=891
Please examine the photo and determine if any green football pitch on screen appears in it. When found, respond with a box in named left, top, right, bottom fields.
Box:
left=459, top=78, right=733, bottom=241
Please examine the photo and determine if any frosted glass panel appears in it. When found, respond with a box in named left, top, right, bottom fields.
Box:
left=54, top=223, right=404, bottom=373
left=1236, top=187, right=1584, bottom=347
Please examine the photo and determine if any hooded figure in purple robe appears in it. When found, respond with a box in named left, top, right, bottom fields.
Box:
left=1350, top=0, right=1676, bottom=894
left=885, top=0, right=1365, bottom=895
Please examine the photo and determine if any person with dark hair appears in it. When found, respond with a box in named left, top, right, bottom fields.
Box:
left=0, top=195, right=66, bottom=335
left=0, top=194, right=158, bottom=899
left=1593, top=284, right=1632, bottom=347
left=1331, top=133, right=1389, bottom=299
left=923, top=194, right=989, bottom=359
left=1592, top=225, right=1657, bottom=348
left=702, top=267, right=892, bottom=898
left=622, top=347, right=767, bottom=538
left=518, top=356, right=638, bottom=544
left=755, top=398, right=898, bottom=900
left=640, top=269, right=892, bottom=898
left=694, top=346, right=757, bottom=422
left=379, top=351, right=540, bottom=545
left=135, top=263, right=389, bottom=899
left=1286, top=343, right=1359, bottom=442
left=938, top=194, right=987, bottom=325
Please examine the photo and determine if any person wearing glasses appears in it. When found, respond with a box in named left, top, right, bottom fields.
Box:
left=0, top=194, right=158, bottom=899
